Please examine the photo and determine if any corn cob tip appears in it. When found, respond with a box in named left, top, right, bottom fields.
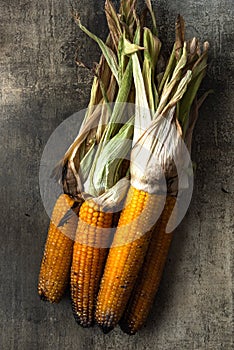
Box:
left=39, top=291, right=49, bottom=302
left=38, top=290, right=61, bottom=303
left=100, top=325, right=114, bottom=334
left=71, top=302, right=94, bottom=328
left=38, top=285, right=60, bottom=303
left=96, top=313, right=116, bottom=334
left=119, top=320, right=137, bottom=336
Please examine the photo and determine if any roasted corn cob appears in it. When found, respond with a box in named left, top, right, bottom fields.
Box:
left=95, top=186, right=164, bottom=332
left=69, top=1, right=140, bottom=328
left=120, top=196, right=176, bottom=334
left=38, top=194, right=79, bottom=303
left=71, top=200, right=113, bottom=327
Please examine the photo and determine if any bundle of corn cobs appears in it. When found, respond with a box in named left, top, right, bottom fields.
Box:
left=38, top=0, right=209, bottom=335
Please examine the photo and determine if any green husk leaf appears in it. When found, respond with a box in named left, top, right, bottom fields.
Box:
left=118, top=29, right=144, bottom=81
left=85, top=117, right=134, bottom=196
left=96, top=103, right=112, bottom=143
left=161, top=70, right=193, bottom=116
left=74, top=14, right=119, bottom=84
left=133, top=23, right=141, bottom=45
left=143, top=28, right=161, bottom=68
left=143, top=27, right=161, bottom=111
left=122, top=34, right=145, bottom=56
left=79, top=143, right=96, bottom=183
left=157, top=43, right=188, bottom=116
left=179, top=69, right=206, bottom=133
left=117, top=34, right=125, bottom=80
left=102, top=58, right=134, bottom=142
left=142, top=58, right=155, bottom=112
left=81, top=34, right=113, bottom=110
left=159, top=45, right=176, bottom=94
left=95, top=118, right=134, bottom=192
left=145, top=0, right=158, bottom=35
left=82, top=58, right=133, bottom=196
left=98, top=79, right=111, bottom=106
left=179, top=49, right=209, bottom=133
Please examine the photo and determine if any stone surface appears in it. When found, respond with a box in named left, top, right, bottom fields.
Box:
left=0, top=0, right=233, bottom=349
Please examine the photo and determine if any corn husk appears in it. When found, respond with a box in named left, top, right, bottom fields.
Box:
left=129, top=12, right=209, bottom=198
left=52, top=1, right=145, bottom=208
left=52, top=0, right=209, bottom=215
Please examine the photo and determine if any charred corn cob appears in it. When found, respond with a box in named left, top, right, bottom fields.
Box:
left=120, top=196, right=176, bottom=334
left=38, top=194, right=79, bottom=303
left=71, top=200, right=113, bottom=327
left=95, top=186, right=164, bottom=333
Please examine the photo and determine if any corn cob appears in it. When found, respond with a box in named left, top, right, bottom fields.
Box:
left=38, top=194, right=79, bottom=303
left=70, top=2, right=138, bottom=327
left=71, top=199, right=113, bottom=327
left=120, top=196, right=176, bottom=334
left=95, top=186, right=164, bottom=333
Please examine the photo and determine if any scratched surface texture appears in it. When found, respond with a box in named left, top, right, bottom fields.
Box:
left=0, top=0, right=233, bottom=349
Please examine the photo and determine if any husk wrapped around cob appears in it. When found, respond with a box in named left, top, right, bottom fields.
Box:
left=95, top=3, right=209, bottom=333
left=62, top=1, right=145, bottom=327
left=38, top=1, right=127, bottom=303
left=118, top=17, right=210, bottom=335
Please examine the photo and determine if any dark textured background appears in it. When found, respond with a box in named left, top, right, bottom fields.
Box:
left=0, top=0, right=233, bottom=349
